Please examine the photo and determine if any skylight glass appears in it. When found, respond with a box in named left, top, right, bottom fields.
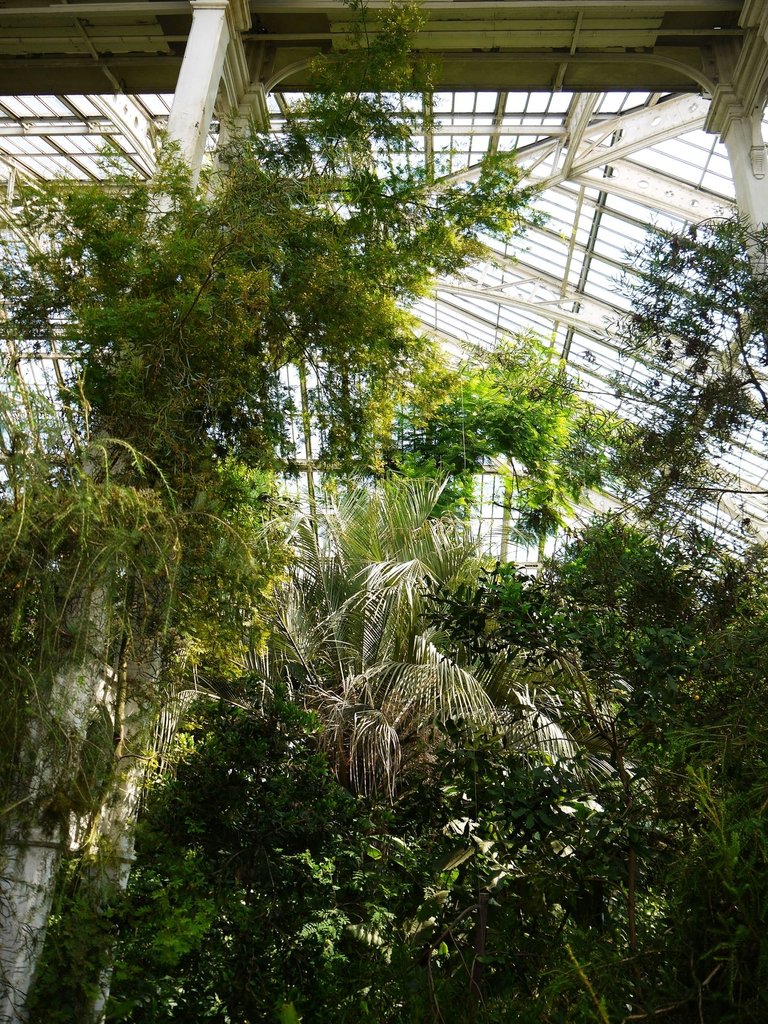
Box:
left=0, top=75, right=765, bottom=544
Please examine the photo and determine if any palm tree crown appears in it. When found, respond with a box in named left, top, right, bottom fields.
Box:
left=251, top=477, right=573, bottom=796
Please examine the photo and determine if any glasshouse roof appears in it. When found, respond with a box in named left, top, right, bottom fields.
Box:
left=2, top=0, right=768, bottom=547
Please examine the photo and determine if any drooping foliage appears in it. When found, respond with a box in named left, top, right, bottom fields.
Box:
left=391, top=336, right=619, bottom=533
left=614, top=216, right=768, bottom=534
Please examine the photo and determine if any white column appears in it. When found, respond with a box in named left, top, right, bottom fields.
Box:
left=166, top=0, right=230, bottom=180
left=723, top=109, right=768, bottom=226
left=216, top=84, right=270, bottom=152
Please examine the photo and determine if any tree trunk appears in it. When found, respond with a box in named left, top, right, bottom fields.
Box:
left=0, top=832, right=62, bottom=1024
left=79, top=680, right=160, bottom=1024
left=0, top=664, right=110, bottom=1024
left=469, top=890, right=489, bottom=1003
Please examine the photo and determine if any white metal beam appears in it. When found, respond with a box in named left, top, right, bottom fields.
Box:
left=547, top=94, right=710, bottom=182
left=571, top=158, right=734, bottom=220
left=443, top=93, right=711, bottom=188
left=0, top=119, right=111, bottom=136
left=436, top=282, right=618, bottom=342
left=559, top=93, right=601, bottom=180
left=88, top=94, right=157, bottom=175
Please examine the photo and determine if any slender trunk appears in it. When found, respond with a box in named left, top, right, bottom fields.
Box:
left=297, top=361, right=317, bottom=521
left=469, top=890, right=489, bottom=1003
left=78, top=654, right=161, bottom=1024
left=500, top=477, right=512, bottom=563
left=612, top=734, right=639, bottom=960
left=627, top=846, right=638, bottom=954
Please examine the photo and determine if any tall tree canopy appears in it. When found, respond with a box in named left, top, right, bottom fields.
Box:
left=390, top=336, right=618, bottom=533
left=0, top=3, right=539, bottom=1020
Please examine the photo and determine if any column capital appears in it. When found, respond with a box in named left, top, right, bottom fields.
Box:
left=706, top=35, right=768, bottom=141
left=190, top=0, right=250, bottom=32
left=739, top=0, right=768, bottom=34
left=720, top=110, right=768, bottom=224
left=229, top=0, right=251, bottom=31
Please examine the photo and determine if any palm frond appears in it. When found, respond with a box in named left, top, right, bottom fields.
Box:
left=248, top=478, right=587, bottom=795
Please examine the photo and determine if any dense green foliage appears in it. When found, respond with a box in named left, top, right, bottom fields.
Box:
left=392, top=336, right=618, bottom=532
left=0, top=3, right=544, bottom=1020
left=103, top=693, right=628, bottom=1024
left=4, top=4, right=768, bottom=1023
left=434, top=523, right=768, bottom=1021
left=100, top=211, right=768, bottom=1022
left=105, top=522, right=768, bottom=1023
left=247, top=477, right=576, bottom=798
left=97, top=700, right=379, bottom=1023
